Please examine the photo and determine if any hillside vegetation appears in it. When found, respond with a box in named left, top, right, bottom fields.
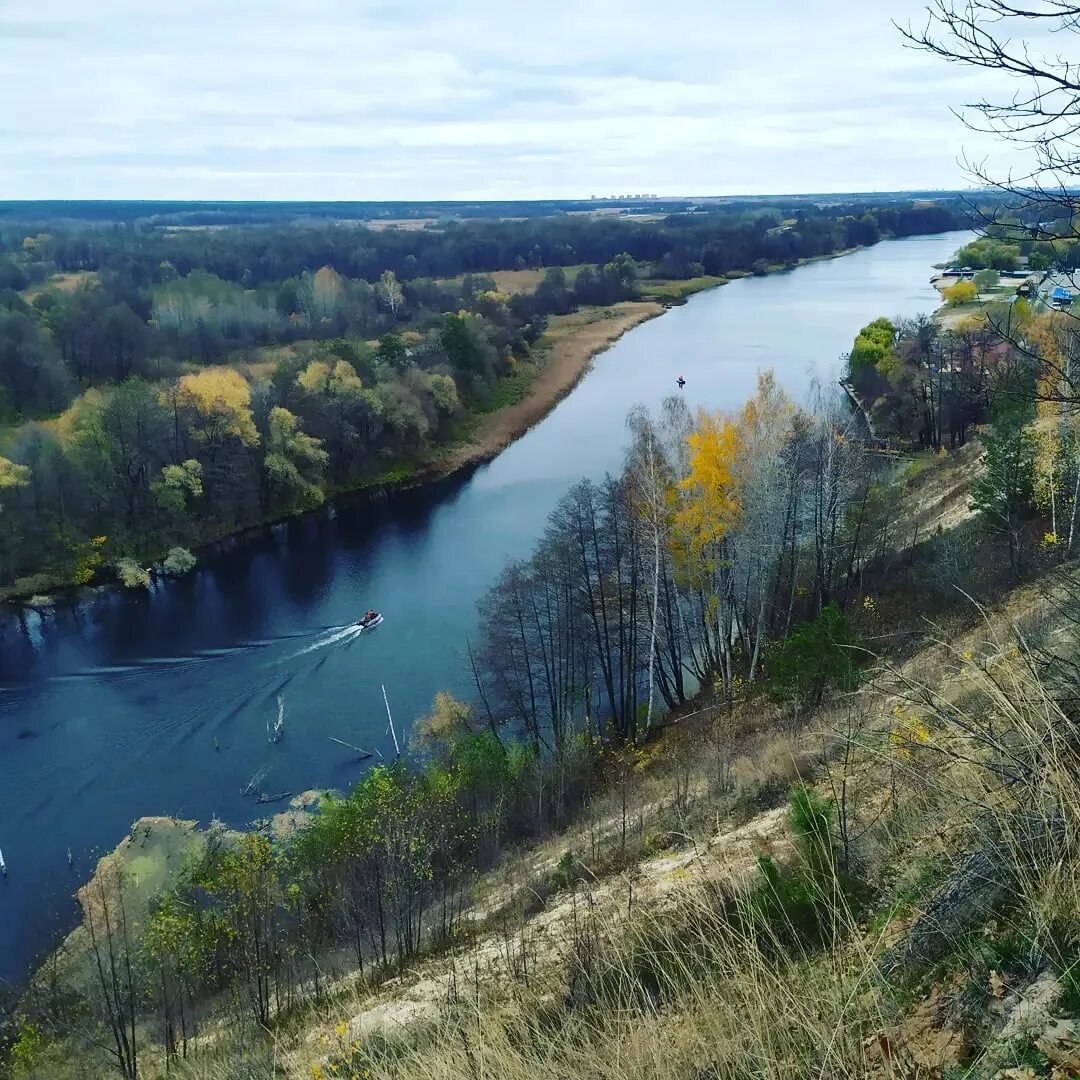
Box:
left=12, top=263, right=1080, bottom=1076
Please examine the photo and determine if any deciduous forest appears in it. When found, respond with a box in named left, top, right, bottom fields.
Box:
left=0, top=198, right=967, bottom=597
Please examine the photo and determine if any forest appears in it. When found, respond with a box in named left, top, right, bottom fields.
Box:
left=0, top=198, right=969, bottom=598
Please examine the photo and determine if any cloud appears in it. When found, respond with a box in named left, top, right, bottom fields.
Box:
left=0, top=0, right=1041, bottom=198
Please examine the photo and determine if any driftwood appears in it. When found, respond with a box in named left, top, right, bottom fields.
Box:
left=383, top=684, right=400, bottom=757
left=328, top=737, right=375, bottom=760
left=255, top=791, right=293, bottom=805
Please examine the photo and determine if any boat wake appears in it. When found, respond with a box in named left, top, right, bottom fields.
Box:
left=288, top=623, right=363, bottom=658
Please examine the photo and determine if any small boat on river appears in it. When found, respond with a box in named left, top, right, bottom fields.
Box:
left=357, top=611, right=384, bottom=631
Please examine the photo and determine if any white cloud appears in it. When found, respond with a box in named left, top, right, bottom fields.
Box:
left=0, top=0, right=1043, bottom=198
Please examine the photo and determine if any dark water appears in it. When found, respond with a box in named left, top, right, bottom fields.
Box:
left=0, top=230, right=970, bottom=984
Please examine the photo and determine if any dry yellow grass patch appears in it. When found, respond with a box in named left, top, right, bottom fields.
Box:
left=21, top=270, right=96, bottom=301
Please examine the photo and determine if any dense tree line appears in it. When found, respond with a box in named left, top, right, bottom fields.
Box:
left=846, top=313, right=1005, bottom=450
left=473, top=377, right=888, bottom=747
left=0, top=199, right=968, bottom=289
left=0, top=202, right=968, bottom=420
left=0, top=253, right=651, bottom=594
left=0, top=200, right=971, bottom=596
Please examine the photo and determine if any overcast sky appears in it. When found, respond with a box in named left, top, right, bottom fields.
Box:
left=0, top=0, right=1031, bottom=200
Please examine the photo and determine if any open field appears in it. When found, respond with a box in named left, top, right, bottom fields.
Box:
left=20, top=270, right=96, bottom=301
left=365, top=218, right=441, bottom=231
left=437, top=264, right=589, bottom=294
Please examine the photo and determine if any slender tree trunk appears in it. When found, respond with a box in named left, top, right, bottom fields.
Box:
left=644, top=524, right=661, bottom=735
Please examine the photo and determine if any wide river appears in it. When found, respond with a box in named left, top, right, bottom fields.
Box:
left=0, top=230, right=970, bottom=984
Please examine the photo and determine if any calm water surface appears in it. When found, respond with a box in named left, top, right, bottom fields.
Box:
left=0, top=230, right=970, bottom=983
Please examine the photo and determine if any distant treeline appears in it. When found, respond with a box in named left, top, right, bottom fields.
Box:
left=1, top=201, right=970, bottom=287
left=0, top=192, right=976, bottom=227
left=0, top=199, right=972, bottom=596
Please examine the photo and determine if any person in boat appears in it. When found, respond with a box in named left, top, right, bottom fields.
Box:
left=360, top=609, right=379, bottom=627
left=677, top=375, right=686, bottom=389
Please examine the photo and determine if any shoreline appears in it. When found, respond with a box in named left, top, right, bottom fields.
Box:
left=426, top=300, right=666, bottom=479
left=1, top=236, right=925, bottom=608
left=1, top=299, right=671, bottom=608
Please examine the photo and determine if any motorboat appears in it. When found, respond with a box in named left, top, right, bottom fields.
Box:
left=357, top=612, right=384, bottom=631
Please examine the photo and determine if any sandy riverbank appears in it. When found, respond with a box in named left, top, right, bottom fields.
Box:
left=435, top=300, right=665, bottom=475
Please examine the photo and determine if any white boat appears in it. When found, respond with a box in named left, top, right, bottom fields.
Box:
left=0, top=847, right=6, bottom=876
left=357, top=613, right=384, bottom=631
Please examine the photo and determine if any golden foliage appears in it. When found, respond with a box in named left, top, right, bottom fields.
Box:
left=72, top=534, right=107, bottom=585
left=298, top=359, right=365, bottom=397
left=942, top=280, right=978, bottom=305
left=673, top=411, right=741, bottom=558
left=413, top=691, right=474, bottom=748
left=174, top=368, right=258, bottom=446
left=0, top=455, right=30, bottom=491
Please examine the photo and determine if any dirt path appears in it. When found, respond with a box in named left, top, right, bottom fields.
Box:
left=439, top=301, right=664, bottom=474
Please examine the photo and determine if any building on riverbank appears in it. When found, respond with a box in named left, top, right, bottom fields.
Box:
left=1037, top=271, right=1077, bottom=309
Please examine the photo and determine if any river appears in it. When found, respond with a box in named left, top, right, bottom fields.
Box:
left=0, top=229, right=970, bottom=984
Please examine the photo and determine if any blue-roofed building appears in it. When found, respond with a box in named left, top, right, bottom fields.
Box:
left=1038, top=272, right=1077, bottom=308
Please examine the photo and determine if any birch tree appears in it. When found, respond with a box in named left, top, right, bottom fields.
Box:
left=625, top=405, right=674, bottom=734
left=378, top=269, right=403, bottom=318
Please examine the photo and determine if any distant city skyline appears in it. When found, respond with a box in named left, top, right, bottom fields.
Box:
left=0, top=0, right=1039, bottom=200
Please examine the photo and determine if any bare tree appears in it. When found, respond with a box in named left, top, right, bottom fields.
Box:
left=902, top=2, right=1080, bottom=235
left=378, top=269, right=403, bottom=318
left=902, top=2, right=1080, bottom=399
left=83, top=869, right=139, bottom=1079
left=625, top=406, right=674, bottom=735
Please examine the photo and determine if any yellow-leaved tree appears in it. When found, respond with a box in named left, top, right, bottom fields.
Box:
left=264, top=406, right=328, bottom=511
left=674, top=411, right=741, bottom=559
left=0, top=455, right=30, bottom=496
left=942, top=280, right=978, bottom=305
left=669, top=371, right=801, bottom=691
left=173, top=368, right=259, bottom=452
left=297, top=359, right=364, bottom=398
left=310, top=265, right=344, bottom=321
left=671, top=410, right=743, bottom=693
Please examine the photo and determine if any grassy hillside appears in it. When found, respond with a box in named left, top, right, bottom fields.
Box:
left=10, top=443, right=1080, bottom=1080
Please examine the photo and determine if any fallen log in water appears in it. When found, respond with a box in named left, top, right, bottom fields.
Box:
left=328, top=736, right=375, bottom=760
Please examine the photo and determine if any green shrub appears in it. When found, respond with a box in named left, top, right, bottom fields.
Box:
left=116, top=557, right=151, bottom=589
left=551, top=850, right=584, bottom=890
left=788, top=784, right=836, bottom=882
left=769, top=603, right=864, bottom=706
left=161, top=545, right=196, bottom=576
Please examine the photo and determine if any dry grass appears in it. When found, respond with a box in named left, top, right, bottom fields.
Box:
left=437, top=265, right=589, bottom=295
left=28, top=568, right=1080, bottom=1080
left=438, top=302, right=663, bottom=473
left=638, top=275, right=727, bottom=300
left=20, top=270, right=96, bottom=302
left=275, top=606, right=1080, bottom=1080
